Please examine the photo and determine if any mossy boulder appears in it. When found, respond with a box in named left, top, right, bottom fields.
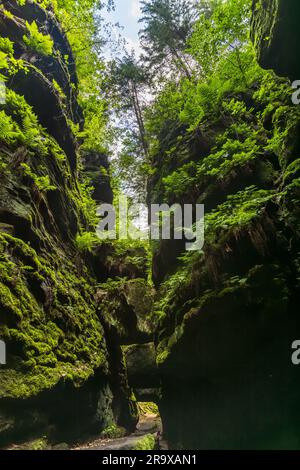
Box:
left=97, top=279, right=155, bottom=344
left=123, top=343, right=159, bottom=389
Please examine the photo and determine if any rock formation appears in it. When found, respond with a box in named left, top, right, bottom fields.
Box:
left=0, top=0, right=138, bottom=446
left=251, top=0, right=300, bottom=81
left=146, top=2, right=300, bottom=450
left=2, top=0, right=300, bottom=452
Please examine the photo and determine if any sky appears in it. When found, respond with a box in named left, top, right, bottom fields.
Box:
left=102, top=0, right=143, bottom=58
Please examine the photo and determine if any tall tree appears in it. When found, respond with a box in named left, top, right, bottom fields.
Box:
left=139, top=0, right=198, bottom=79
left=109, top=53, right=149, bottom=159
left=189, top=0, right=252, bottom=83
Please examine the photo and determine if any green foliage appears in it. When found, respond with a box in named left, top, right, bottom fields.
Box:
left=140, top=0, right=197, bottom=78
left=0, top=37, right=14, bottom=55
left=163, top=162, right=197, bottom=199
left=55, top=0, right=109, bottom=153
left=101, top=424, right=126, bottom=439
left=205, top=186, right=274, bottom=239
left=0, top=110, right=18, bottom=144
left=23, top=21, right=54, bottom=56
left=189, top=0, right=252, bottom=78
left=133, top=434, right=156, bottom=450
left=145, top=0, right=263, bottom=141
left=138, top=402, right=159, bottom=416
left=20, top=163, right=57, bottom=192
left=76, top=178, right=99, bottom=228
left=75, top=232, right=100, bottom=252
left=0, top=89, right=50, bottom=152
left=0, top=35, right=24, bottom=79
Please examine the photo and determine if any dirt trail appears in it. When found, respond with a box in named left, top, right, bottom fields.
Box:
left=75, top=414, right=164, bottom=451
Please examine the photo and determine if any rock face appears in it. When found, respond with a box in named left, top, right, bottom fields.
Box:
left=96, top=279, right=155, bottom=345
left=251, top=0, right=300, bottom=81
left=148, top=13, right=300, bottom=449
left=82, top=150, right=113, bottom=205
left=0, top=1, right=137, bottom=446
left=123, top=343, right=159, bottom=389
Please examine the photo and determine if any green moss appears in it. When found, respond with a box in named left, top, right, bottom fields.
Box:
left=101, top=424, right=127, bottom=440
left=156, top=349, right=170, bottom=367
left=0, top=231, right=108, bottom=399
left=75, top=232, right=100, bottom=252
left=8, top=437, right=49, bottom=450
left=138, top=402, right=159, bottom=416
left=133, top=434, right=156, bottom=451
left=28, top=437, right=49, bottom=450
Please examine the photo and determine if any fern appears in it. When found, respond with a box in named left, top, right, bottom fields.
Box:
left=23, top=21, right=53, bottom=56
left=75, top=232, right=99, bottom=252
left=0, top=111, right=18, bottom=144
left=21, top=163, right=57, bottom=192
left=21, top=114, right=41, bottom=148
left=0, top=37, right=14, bottom=55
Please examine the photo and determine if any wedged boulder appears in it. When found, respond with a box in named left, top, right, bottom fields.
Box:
left=96, top=279, right=155, bottom=344
left=91, top=243, right=150, bottom=282
left=135, top=388, right=160, bottom=403
left=251, top=0, right=300, bottom=80
left=123, top=343, right=159, bottom=389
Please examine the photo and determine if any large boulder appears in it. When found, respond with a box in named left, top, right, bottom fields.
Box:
left=96, top=279, right=155, bottom=344
left=123, top=343, right=159, bottom=390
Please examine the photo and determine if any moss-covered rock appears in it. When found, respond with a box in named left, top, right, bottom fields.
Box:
left=133, top=433, right=156, bottom=451
left=97, top=278, right=155, bottom=344
left=123, top=343, right=159, bottom=389
left=0, top=0, right=137, bottom=446
left=148, top=43, right=300, bottom=448
left=101, top=424, right=127, bottom=440
left=251, top=0, right=300, bottom=80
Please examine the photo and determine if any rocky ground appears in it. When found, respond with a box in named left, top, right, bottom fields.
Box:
left=74, top=413, right=163, bottom=451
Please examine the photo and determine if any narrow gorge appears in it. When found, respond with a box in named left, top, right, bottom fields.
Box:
left=1, top=0, right=300, bottom=452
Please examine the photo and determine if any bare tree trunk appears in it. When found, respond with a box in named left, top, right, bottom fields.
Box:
left=169, top=44, right=192, bottom=79
left=130, top=81, right=149, bottom=159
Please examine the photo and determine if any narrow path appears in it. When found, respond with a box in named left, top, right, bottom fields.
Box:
left=75, top=414, right=163, bottom=451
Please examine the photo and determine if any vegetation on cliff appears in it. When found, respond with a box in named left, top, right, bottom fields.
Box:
left=1, top=0, right=300, bottom=451
left=0, top=0, right=138, bottom=445
left=103, top=0, right=300, bottom=449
